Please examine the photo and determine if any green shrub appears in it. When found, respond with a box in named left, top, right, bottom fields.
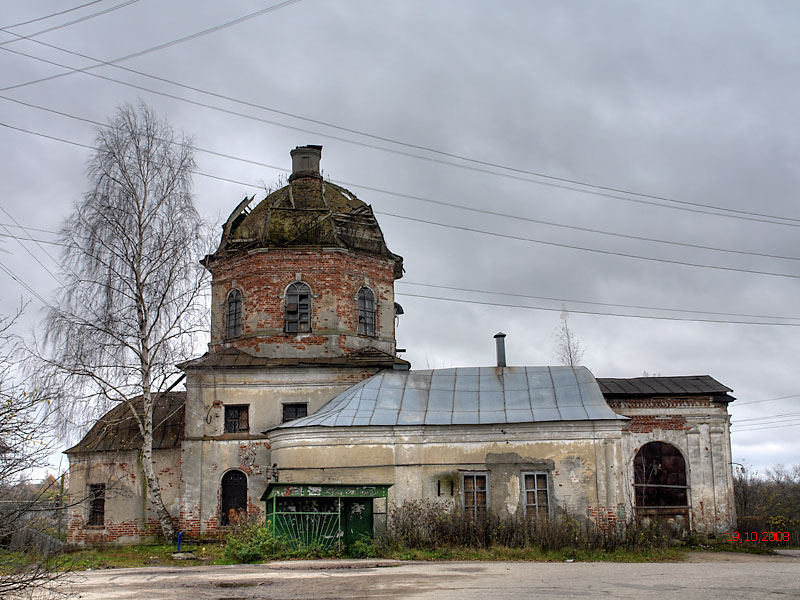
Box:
left=346, top=536, right=377, bottom=558
left=223, top=521, right=288, bottom=563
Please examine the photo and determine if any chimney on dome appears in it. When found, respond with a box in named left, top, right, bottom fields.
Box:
left=289, top=145, right=323, bottom=182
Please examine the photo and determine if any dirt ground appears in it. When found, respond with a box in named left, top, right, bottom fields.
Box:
left=63, top=551, right=800, bottom=599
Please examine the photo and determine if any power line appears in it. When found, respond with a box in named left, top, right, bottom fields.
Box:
left=0, top=0, right=106, bottom=29
left=0, top=232, right=69, bottom=247
left=732, top=420, right=800, bottom=432
left=6, top=118, right=800, bottom=286
left=397, top=282, right=800, bottom=321
left=732, top=411, right=800, bottom=424
left=0, top=205, right=69, bottom=278
left=0, top=0, right=301, bottom=65
left=377, top=212, right=800, bottom=281
left=0, top=217, right=63, bottom=286
left=0, top=259, right=53, bottom=308
left=6, top=94, right=800, bottom=264
left=0, top=223, right=65, bottom=236
left=2, top=27, right=800, bottom=228
left=735, top=393, right=800, bottom=406
left=4, top=226, right=798, bottom=325
left=0, top=0, right=142, bottom=46
left=395, top=292, right=800, bottom=327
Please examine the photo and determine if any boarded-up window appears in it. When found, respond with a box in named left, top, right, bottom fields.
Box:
left=282, top=403, right=308, bottom=423
left=221, top=470, right=247, bottom=526
left=224, top=405, right=249, bottom=433
left=285, top=282, right=311, bottom=333
left=225, top=289, right=242, bottom=339
left=634, top=442, right=688, bottom=507
left=523, top=472, right=549, bottom=517
left=462, top=473, right=488, bottom=517
left=87, top=484, right=105, bottom=526
left=357, top=287, right=376, bottom=336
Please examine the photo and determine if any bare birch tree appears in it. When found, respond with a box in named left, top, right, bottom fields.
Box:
left=42, top=103, right=208, bottom=541
left=0, top=307, right=70, bottom=598
left=555, top=307, right=585, bottom=367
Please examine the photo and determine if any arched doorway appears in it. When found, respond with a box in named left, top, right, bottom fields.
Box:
left=221, top=470, right=247, bottom=526
left=633, top=442, right=689, bottom=528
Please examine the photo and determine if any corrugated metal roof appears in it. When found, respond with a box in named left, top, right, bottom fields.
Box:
left=274, top=366, right=625, bottom=430
left=65, top=392, right=185, bottom=453
left=596, top=376, right=732, bottom=397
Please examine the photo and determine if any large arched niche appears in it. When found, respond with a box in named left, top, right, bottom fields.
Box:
left=220, top=469, right=248, bottom=526
left=633, top=441, right=689, bottom=509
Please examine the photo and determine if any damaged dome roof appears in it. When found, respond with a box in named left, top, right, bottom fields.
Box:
left=205, top=146, right=403, bottom=279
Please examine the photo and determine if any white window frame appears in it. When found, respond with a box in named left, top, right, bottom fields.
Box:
left=522, top=471, right=550, bottom=517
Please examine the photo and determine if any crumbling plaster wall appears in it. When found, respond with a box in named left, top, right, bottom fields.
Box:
left=267, top=421, right=627, bottom=521
left=611, top=397, right=736, bottom=534
left=180, top=364, right=381, bottom=536
left=66, top=448, right=182, bottom=546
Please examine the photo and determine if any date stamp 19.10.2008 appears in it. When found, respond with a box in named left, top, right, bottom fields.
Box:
left=727, top=531, right=790, bottom=543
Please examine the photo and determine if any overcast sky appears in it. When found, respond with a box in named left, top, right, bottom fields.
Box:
left=1, top=0, right=798, bottom=473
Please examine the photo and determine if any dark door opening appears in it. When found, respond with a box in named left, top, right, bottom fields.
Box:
left=221, top=470, right=247, bottom=526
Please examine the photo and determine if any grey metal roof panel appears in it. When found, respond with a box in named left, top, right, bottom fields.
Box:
left=275, top=366, right=626, bottom=430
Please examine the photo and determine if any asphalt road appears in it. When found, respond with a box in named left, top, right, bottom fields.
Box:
left=65, top=552, right=800, bottom=600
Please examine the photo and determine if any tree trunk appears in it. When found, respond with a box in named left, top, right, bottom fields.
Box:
left=140, top=400, right=177, bottom=542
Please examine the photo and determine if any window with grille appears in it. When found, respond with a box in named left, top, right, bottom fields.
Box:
left=282, top=403, right=308, bottom=423
left=285, top=282, right=311, bottom=333
left=224, top=405, right=249, bottom=433
left=522, top=472, right=550, bottom=517
left=357, top=287, right=376, bottom=336
left=462, top=473, right=488, bottom=517
left=633, top=442, right=688, bottom=508
left=225, top=289, right=242, bottom=339
left=87, top=484, right=105, bottom=526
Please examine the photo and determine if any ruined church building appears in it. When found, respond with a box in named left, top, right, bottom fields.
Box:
left=66, top=146, right=736, bottom=545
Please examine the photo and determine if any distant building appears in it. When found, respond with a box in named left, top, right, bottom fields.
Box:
left=65, top=146, right=736, bottom=546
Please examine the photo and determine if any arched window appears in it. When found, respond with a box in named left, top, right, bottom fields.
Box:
left=220, top=470, right=247, bottom=526
left=225, top=289, right=242, bottom=339
left=634, top=442, right=688, bottom=508
left=285, top=282, right=311, bottom=333
left=357, top=287, right=376, bottom=336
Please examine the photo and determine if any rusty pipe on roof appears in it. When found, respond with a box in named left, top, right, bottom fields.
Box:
left=494, top=332, right=506, bottom=367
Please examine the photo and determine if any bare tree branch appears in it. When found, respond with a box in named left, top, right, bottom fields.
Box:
left=39, top=101, right=210, bottom=542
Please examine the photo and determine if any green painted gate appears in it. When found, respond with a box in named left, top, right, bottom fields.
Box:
left=261, top=483, right=391, bottom=550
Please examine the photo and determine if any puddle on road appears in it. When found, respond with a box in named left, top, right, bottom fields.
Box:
left=215, top=581, right=261, bottom=588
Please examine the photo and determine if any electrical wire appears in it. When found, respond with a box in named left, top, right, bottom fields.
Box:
left=377, top=212, right=800, bottom=280
left=735, top=393, right=800, bottom=406
left=732, top=420, right=800, bottom=432
left=0, top=259, right=54, bottom=308
left=4, top=224, right=799, bottom=325
left=0, top=0, right=106, bottom=29
left=732, top=411, right=800, bottom=424
left=0, top=0, right=142, bottom=47
left=2, top=26, right=800, bottom=227
left=395, top=292, right=800, bottom=327
left=397, top=282, right=800, bottom=321
left=5, top=118, right=800, bottom=286
left=5, top=94, right=800, bottom=263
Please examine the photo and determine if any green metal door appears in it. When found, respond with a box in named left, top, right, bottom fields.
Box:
left=342, top=498, right=373, bottom=546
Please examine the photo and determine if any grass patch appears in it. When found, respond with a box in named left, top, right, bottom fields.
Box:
left=685, top=542, right=776, bottom=555
left=59, top=543, right=229, bottom=570
left=382, top=545, right=684, bottom=562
